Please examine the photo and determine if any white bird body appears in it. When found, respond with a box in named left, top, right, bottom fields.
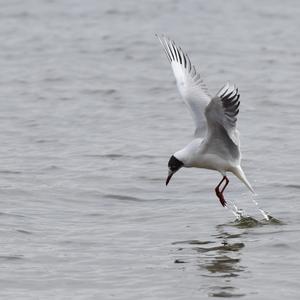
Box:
left=174, top=138, right=253, bottom=193
left=157, top=35, right=254, bottom=206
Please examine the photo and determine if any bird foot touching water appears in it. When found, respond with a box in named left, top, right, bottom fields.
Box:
left=215, top=176, right=229, bottom=207
left=216, top=192, right=227, bottom=207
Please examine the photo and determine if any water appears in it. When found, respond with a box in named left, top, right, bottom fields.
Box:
left=0, top=0, right=299, bottom=299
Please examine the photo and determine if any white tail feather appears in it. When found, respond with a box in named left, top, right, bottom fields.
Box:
left=233, top=166, right=255, bottom=194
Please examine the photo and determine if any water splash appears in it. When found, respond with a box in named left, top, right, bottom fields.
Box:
left=222, top=196, right=283, bottom=228
left=226, top=198, right=249, bottom=220
left=260, top=215, right=284, bottom=225
left=251, top=195, right=270, bottom=220
left=226, top=193, right=276, bottom=223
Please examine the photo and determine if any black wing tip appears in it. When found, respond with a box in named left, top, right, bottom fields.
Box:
left=156, top=35, right=204, bottom=90
left=156, top=34, right=187, bottom=66
left=219, top=86, right=239, bottom=101
left=217, top=83, right=240, bottom=121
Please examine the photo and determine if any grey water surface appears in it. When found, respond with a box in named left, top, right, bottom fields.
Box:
left=0, top=0, right=300, bottom=299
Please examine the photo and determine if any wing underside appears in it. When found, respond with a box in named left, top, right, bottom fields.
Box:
left=157, top=35, right=211, bottom=137
left=205, top=83, right=241, bottom=159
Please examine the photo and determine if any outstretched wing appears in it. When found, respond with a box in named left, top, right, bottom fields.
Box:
left=157, top=35, right=211, bottom=137
left=205, top=82, right=240, bottom=146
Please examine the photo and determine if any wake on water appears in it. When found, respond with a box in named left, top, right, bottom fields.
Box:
left=225, top=194, right=283, bottom=226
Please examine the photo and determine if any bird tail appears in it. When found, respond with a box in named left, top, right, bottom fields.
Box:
left=232, top=166, right=255, bottom=194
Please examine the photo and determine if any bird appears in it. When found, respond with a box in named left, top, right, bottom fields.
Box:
left=156, top=35, right=254, bottom=207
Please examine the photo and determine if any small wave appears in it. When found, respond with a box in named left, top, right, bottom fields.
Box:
left=7, top=12, right=36, bottom=19
left=85, top=213, right=105, bottom=217
left=0, top=212, right=26, bottom=218
left=16, top=229, right=32, bottom=235
left=59, top=96, right=72, bottom=101
left=81, top=88, right=117, bottom=95
left=104, top=194, right=143, bottom=202
left=172, top=240, right=214, bottom=245
left=0, top=170, right=22, bottom=175
left=214, top=232, right=244, bottom=240
left=0, top=255, right=23, bottom=261
left=147, top=86, right=172, bottom=94
left=209, top=290, right=245, bottom=298
left=83, top=153, right=159, bottom=160
left=104, top=47, right=125, bottom=53
left=194, top=243, right=245, bottom=253
left=41, top=165, right=61, bottom=171
left=43, top=76, right=66, bottom=83
left=35, top=139, right=57, bottom=144
left=272, top=243, right=290, bottom=249
left=93, top=153, right=124, bottom=159
left=105, top=9, right=120, bottom=15
left=285, top=184, right=300, bottom=189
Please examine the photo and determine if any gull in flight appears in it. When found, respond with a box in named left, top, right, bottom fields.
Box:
left=157, top=35, right=254, bottom=207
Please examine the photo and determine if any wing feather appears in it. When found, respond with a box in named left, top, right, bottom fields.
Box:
left=157, top=35, right=211, bottom=137
left=205, top=83, right=241, bottom=146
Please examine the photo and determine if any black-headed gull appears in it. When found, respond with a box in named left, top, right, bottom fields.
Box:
left=157, top=35, right=254, bottom=207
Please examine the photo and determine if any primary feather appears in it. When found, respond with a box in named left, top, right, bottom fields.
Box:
left=205, top=83, right=240, bottom=146
left=157, top=35, right=241, bottom=147
left=156, top=34, right=211, bottom=137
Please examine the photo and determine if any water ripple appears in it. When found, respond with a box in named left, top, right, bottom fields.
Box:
left=104, top=194, right=143, bottom=202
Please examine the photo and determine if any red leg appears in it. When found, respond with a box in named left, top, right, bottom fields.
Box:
left=221, top=176, right=229, bottom=193
left=215, top=176, right=229, bottom=207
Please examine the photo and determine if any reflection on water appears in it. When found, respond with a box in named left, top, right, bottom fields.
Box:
left=209, top=289, right=245, bottom=298
left=173, top=226, right=247, bottom=297
left=199, top=227, right=246, bottom=298
left=194, top=242, right=245, bottom=254
left=202, top=255, right=242, bottom=276
left=173, top=215, right=284, bottom=297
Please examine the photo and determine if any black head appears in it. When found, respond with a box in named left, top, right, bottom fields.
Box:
left=166, top=155, right=183, bottom=186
